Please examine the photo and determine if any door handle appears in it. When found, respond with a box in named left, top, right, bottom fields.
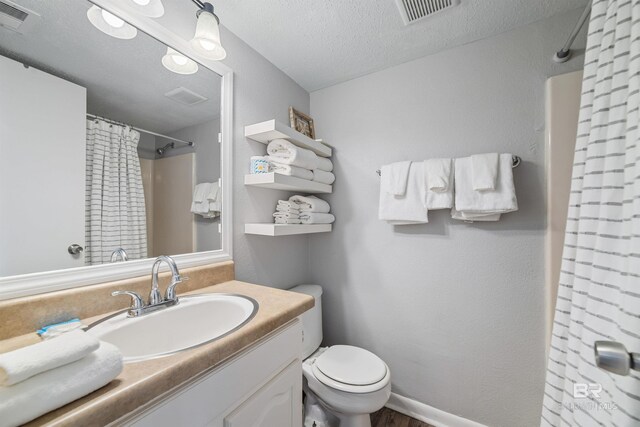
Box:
left=594, top=341, right=640, bottom=376
left=68, top=244, right=84, bottom=255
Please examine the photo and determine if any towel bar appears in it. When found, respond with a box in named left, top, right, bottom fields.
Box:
left=375, top=155, right=521, bottom=176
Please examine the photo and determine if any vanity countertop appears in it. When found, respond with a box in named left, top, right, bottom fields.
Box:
left=0, top=280, right=314, bottom=427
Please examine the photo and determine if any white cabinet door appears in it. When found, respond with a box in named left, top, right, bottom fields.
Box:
left=222, top=361, right=301, bottom=427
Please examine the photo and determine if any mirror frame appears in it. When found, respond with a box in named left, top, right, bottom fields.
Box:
left=0, top=0, right=234, bottom=300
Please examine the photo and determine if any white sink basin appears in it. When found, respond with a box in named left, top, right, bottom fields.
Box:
left=87, top=294, right=258, bottom=363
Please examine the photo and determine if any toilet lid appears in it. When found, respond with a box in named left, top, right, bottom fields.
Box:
left=314, top=345, right=387, bottom=386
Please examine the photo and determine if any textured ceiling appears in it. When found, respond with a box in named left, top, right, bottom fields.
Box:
left=0, top=0, right=221, bottom=134
left=215, top=0, right=590, bottom=91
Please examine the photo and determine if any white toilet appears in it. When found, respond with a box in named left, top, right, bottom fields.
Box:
left=290, top=285, right=391, bottom=427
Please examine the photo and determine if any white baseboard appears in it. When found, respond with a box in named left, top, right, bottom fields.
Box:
left=386, top=393, right=487, bottom=427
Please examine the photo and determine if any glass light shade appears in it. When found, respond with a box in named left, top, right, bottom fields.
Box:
left=87, top=5, right=137, bottom=40
left=190, top=11, right=226, bottom=61
left=162, top=47, right=199, bottom=75
left=129, top=0, right=165, bottom=18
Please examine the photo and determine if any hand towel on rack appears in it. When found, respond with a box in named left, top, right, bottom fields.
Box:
left=299, top=213, right=335, bottom=224
left=0, top=330, right=99, bottom=386
left=452, top=154, right=517, bottom=222
left=267, top=139, right=319, bottom=170
left=380, top=161, right=412, bottom=196
left=269, top=161, right=314, bottom=180
left=275, top=217, right=302, bottom=224
left=312, top=169, right=335, bottom=185
left=424, top=158, right=454, bottom=209
left=316, top=157, right=333, bottom=172
left=289, top=195, right=330, bottom=213
left=191, top=182, right=221, bottom=218
left=0, top=341, right=123, bottom=427
left=471, top=153, right=499, bottom=191
left=379, top=161, right=428, bottom=224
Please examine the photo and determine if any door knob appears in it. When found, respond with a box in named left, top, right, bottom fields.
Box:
left=594, top=341, right=640, bottom=376
left=68, top=244, right=84, bottom=255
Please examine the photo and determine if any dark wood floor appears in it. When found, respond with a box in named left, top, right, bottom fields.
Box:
left=370, top=407, right=434, bottom=427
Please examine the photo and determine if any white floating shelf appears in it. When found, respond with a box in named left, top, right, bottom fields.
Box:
left=244, top=173, right=332, bottom=194
left=245, top=119, right=332, bottom=158
left=245, top=223, right=332, bottom=236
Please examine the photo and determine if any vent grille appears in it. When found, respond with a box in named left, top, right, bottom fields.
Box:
left=0, top=0, right=38, bottom=33
left=164, top=87, right=208, bottom=106
left=395, top=0, right=460, bottom=25
left=0, top=1, right=27, bottom=21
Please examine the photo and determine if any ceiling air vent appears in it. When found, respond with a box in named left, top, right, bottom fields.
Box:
left=395, top=0, right=460, bottom=26
left=0, top=0, right=38, bottom=33
left=164, top=87, right=208, bottom=106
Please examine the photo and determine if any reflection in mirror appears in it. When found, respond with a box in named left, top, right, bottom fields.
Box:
left=0, top=0, right=223, bottom=278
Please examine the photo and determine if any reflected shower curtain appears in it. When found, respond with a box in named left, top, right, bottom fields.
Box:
left=541, top=0, right=640, bottom=425
left=85, top=118, right=147, bottom=264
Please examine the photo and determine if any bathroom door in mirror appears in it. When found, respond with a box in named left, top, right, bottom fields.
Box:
left=0, top=0, right=223, bottom=278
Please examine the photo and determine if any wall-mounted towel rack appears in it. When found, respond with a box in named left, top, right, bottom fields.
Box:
left=375, top=155, right=521, bottom=176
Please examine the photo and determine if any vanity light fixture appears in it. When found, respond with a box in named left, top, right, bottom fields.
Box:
left=190, top=1, right=226, bottom=61
left=87, top=5, right=137, bottom=39
left=162, top=47, right=199, bottom=75
left=128, top=0, right=165, bottom=18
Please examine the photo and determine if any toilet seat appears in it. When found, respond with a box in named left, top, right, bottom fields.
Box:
left=311, top=345, right=390, bottom=393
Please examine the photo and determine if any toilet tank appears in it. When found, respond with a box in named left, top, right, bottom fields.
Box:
left=289, top=284, right=323, bottom=359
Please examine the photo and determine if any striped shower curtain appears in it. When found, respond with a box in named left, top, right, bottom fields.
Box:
left=85, top=118, right=147, bottom=264
left=541, top=0, right=640, bottom=425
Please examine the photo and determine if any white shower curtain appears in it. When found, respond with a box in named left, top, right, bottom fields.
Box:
left=85, top=118, right=147, bottom=264
left=541, top=0, right=640, bottom=425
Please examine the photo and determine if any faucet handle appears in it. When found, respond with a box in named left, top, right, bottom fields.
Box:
left=112, top=290, right=144, bottom=316
left=165, top=276, right=189, bottom=302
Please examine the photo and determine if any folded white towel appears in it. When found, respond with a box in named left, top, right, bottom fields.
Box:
left=275, top=217, right=302, bottom=224
left=471, top=153, right=499, bottom=191
left=273, top=212, right=299, bottom=220
left=191, top=182, right=221, bottom=218
left=206, top=181, right=220, bottom=202
left=299, top=212, right=335, bottom=224
left=267, top=139, right=319, bottom=170
left=312, top=169, right=335, bottom=185
left=0, top=341, right=123, bottom=427
left=192, top=182, right=209, bottom=203
left=425, top=158, right=454, bottom=210
left=289, top=195, right=330, bottom=213
left=0, top=331, right=100, bottom=387
left=452, top=154, right=517, bottom=222
left=276, top=200, right=301, bottom=213
left=316, top=157, right=333, bottom=172
left=268, top=161, right=314, bottom=181
left=276, top=206, right=300, bottom=214
left=380, top=161, right=412, bottom=196
left=379, top=162, right=428, bottom=224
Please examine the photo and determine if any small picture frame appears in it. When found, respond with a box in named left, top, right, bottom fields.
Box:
left=289, top=107, right=316, bottom=139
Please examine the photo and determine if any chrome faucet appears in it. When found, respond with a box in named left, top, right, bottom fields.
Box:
left=112, top=255, right=187, bottom=317
left=110, top=248, right=129, bottom=263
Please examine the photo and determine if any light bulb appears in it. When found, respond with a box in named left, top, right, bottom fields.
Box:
left=162, top=47, right=198, bottom=75
left=101, top=10, right=125, bottom=28
left=133, top=0, right=151, bottom=5
left=87, top=6, right=137, bottom=39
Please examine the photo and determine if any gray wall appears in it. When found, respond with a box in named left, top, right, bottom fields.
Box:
left=308, top=9, right=586, bottom=427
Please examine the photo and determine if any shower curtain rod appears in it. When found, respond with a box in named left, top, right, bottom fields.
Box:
left=86, top=114, right=194, bottom=147
left=553, top=2, right=592, bottom=63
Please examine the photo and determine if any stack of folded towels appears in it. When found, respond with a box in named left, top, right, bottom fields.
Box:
left=267, top=139, right=335, bottom=185
left=273, top=195, right=335, bottom=225
left=0, top=330, right=123, bottom=427
left=378, top=153, right=517, bottom=224
left=191, top=181, right=221, bottom=218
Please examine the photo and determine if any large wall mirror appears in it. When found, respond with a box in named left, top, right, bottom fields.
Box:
left=0, top=0, right=233, bottom=299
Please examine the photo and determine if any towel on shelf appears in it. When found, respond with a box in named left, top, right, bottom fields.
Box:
left=277, top=200, right=301, bottom=213
left=425, top=158, right=454, bottom=210
left=191, top=182, right=221, bottom=218
left=471, top=153, right=499, bottom=191
left=379, top=162, right=428, bottom=224
left=0, top=330, right=99, bottom=387
left=267, top=139, right=319, bottom=170
left=275, top=217, right=302, bottom=224
left=268, top=161, right=314, bottom=181
left=380, top=161, right=412, bottom=196
left=273, top=211, right=299, bottom=220
left=316, top=157, right=333, bottom=172
left=289, top=195, right=331, bottom=213
left=452, top=154, right=517, bottom=222
left=312, top=169, right=335, bottom=185
left=299, top=213, right=335, bottom=224
left=0, top=341, right=123, bottom=427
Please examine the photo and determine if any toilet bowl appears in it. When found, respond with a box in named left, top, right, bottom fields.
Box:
left=289, top=285, right=391, bottom=427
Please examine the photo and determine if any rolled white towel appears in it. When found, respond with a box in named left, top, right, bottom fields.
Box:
left=0, top=330, right=99, bottom=386
left=276, top=206, right=300, bottom=214
left=299, top=212, right=335, bottom=224
left=312, top=169, right=335, bottom=185
left=0, top=341, right=123, bottom=427
left=316, top=157, right=333, bottom=172
left=269, top=161, right=314, bottom=181
left=267, top=139, right=319, bottom=170
left=289, top=195, right=330, bottom=213
left=277, top=200, right=301, bottom=211
left=275, top=217, right=302, bottom=224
